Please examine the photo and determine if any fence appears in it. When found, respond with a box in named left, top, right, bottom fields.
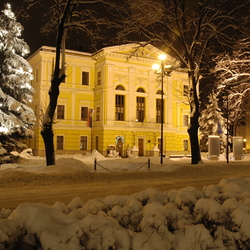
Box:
left=94, top=158, right=151, bottom=172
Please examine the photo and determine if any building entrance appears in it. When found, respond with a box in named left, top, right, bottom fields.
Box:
left=116, top=136, right=124, bottom=157
left=138, top=138, right=144, bottom=156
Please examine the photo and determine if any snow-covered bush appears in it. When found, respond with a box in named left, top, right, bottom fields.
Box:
left=2, top=177, right=250, bottom=249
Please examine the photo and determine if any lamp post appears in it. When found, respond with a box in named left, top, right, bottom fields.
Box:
left=152, top=54, right=173, bottom=164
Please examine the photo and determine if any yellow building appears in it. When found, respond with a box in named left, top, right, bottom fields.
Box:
left=28, top=44, right=190, bottom=157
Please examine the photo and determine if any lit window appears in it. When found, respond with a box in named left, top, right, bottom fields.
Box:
left=81, top=107, right=88, bottom=121
left=116, top=85, right=125, bottom=90
left=183, top=115, right=189, bottom=126
left=136, top=97, right=145, bottom=122
left=137, top=87, right=145, bottom=93
left=57, top=136, right=64, bottom=150
left=80, top=136, right=87, bottom=150
left=57, top=105, right=64, bottom=119
left=82, top=72, right=89, bottom=85
left=156, top=89, right=164, bottom=95
left=115, top=95, right=124, bottom=121
left=183, top=139, right=188, bottom=151
left=156, top=99, right=164, bottom=123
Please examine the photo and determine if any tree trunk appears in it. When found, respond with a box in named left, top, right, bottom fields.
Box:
left=40, top=0, right=71, bottom=166
left=41, top=125, right=55, bottom=166
left=188, top=116, right=201, bottom=164
left=188, top=71, right=202, bottom=164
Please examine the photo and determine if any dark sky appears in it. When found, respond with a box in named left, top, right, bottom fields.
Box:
left=1, top=0, right=122, bottom=55
left=1, top=1, right=58, bottom=54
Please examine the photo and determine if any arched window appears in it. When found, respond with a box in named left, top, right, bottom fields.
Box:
left=156, top=90, right=164, bottom=95
left=116, top=85, right=125, bottom=90
left=137, top=87, right=145, bottom=93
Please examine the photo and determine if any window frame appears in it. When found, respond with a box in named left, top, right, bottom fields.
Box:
left=81, top=107, right=88, bottom=121
left=82, top=71, right=89, bottom=86
left=57, top=105, right=65, bottom=120
left=115, top=94, right=125, bottom=121
left=136, top=96, right=145, bottom=122
left=183, top=114, right=189, bottom=126
left=56, top=135, right=64, bottom=150
left=183, top=139, right=189, bottom=151
left=80, top=136, right=87, bottom=150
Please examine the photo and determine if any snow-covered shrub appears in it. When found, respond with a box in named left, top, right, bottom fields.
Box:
left=0, top=208, right=12, bottom=219
left=136, top=188, right=165, bottom=205
left=69, top=207, right=89, bottom=220
left=194, top=198, right=227, bottom=229
left=52, top=201, right=69, bottom=214
left=175, top=224, right=215, bottom=250
left=202, top=184, right=222, bottom=201
left=68, top=197, right=83, bottom=211
left=163, top=206, right=185, bottom=232
left=174, top=186, right=203, bottom=211
left=230, top=208, right=250, bottom=248
left=105, top=194, right=130, bottom=209
left=80, top=215, right=130, bottom=250
left=3, top=178, right=250, bottom=249
left=222, top=198, right=250, bottom=215
left=83, top=198, right=109, bottom=215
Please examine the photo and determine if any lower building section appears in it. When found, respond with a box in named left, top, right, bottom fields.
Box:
left=29, top=127, right=190, bottom=158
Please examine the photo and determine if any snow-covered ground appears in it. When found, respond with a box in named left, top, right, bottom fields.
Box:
left=1, top=149, right=250, bottom=249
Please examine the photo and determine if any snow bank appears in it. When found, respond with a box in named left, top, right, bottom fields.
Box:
left=2, top=177, right=250, bottom=249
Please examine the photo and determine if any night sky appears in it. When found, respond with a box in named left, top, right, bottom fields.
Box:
left=1, top=1, right=60, bottom=54
left=1, top=0, right=121, bottom=55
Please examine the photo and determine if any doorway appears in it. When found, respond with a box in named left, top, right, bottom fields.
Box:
left=138, top=138, right=144, bottom=156
left=116, top=137, right=123, bottom=157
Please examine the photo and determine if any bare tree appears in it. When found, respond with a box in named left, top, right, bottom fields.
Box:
left=21, top=0, right=116, bottom=165
left=215, top=37, right=250, bottom=87
left=110, top=0, right=249, bottom=164
left=214, top=37, right=250, bottom=137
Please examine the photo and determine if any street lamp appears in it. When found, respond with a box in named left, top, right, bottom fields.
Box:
left=152, top=54, right=173, bottom=164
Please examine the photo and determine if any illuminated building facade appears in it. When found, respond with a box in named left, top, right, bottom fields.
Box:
left=28, top=44, right=190, bottom=157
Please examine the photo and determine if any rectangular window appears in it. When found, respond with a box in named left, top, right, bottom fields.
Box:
left=82, top=71, right=89, bottom=85
left=57, top=136, right=64, bottom=150
left=183, top=115, right=189, bottom=126
left=96, top=107, right=100, bottom=121
left=97, top=71, right=101, bottom=85
left=80, top=136, right=87, bottom=150
left=156, top=99, right=164, bottom=123
left=183, top=85, right=188, bottom=96
left=136, top=97, right=145, bottom=122
left=57, top=105, right=65, bottom=119
left=115, top=95, right=124, bottom=121
left=81, top=107, right=88, bottom=121
left=183, top=139, right=188, bottom=151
